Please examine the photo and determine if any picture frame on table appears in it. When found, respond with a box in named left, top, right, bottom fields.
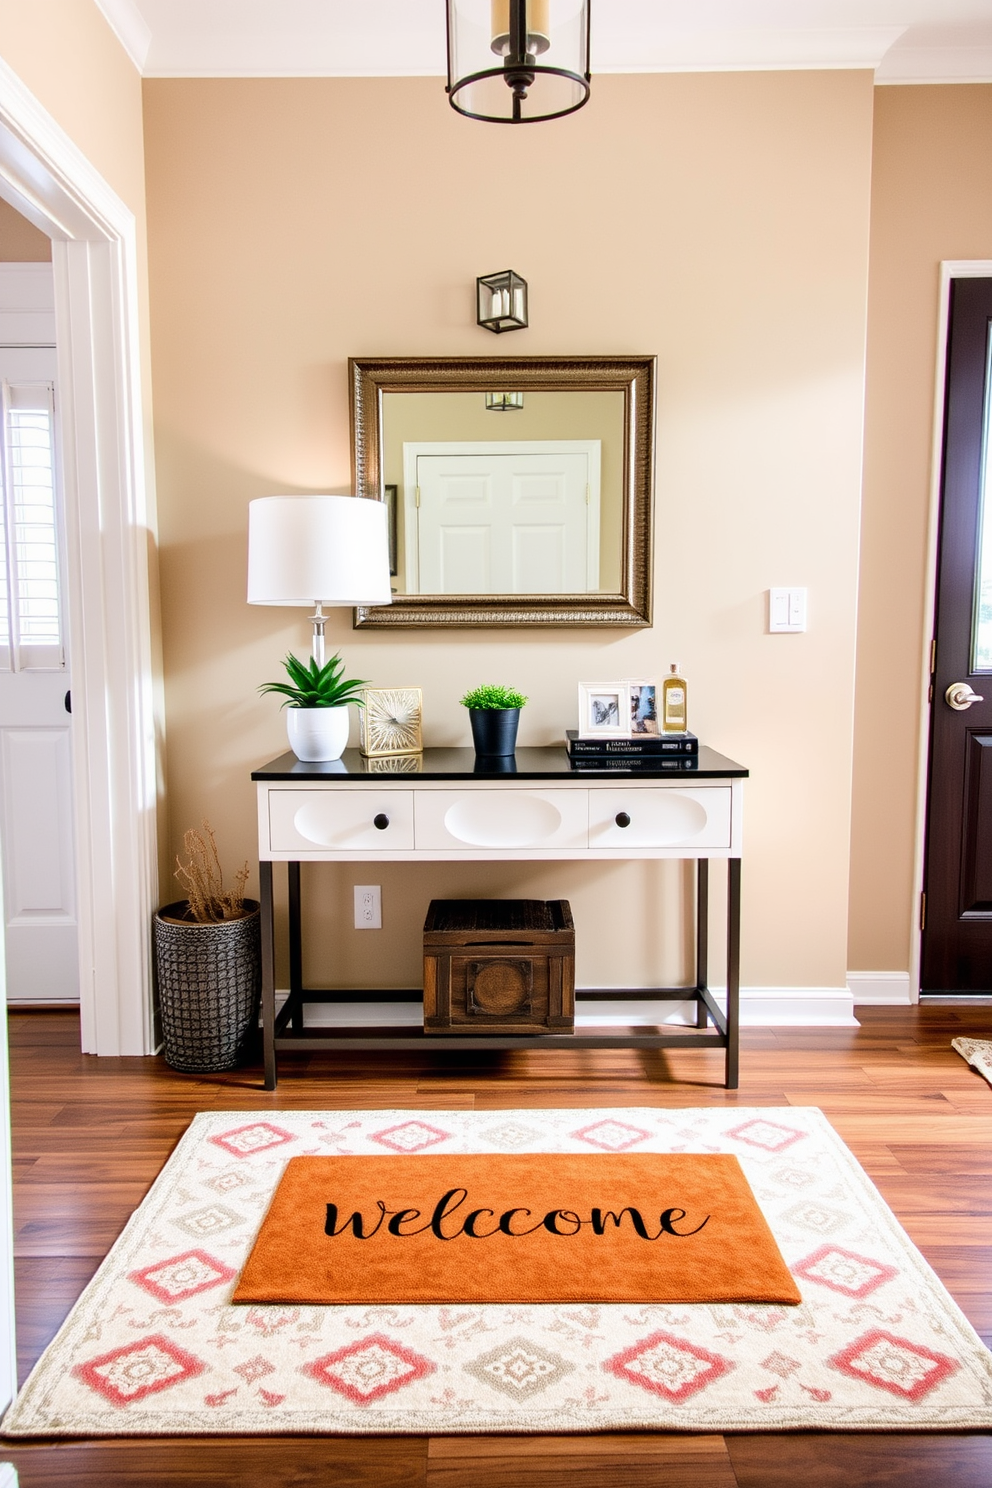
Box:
left=628, top=680, right=659, bottom=736
left=577, top=681, right=631, bottom=739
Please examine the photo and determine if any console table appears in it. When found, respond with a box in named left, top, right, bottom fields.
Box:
left=253, top=745, right=747, bottom=1090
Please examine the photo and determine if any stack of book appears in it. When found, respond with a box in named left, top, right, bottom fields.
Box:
left=565, top=729, right=698, bottom=770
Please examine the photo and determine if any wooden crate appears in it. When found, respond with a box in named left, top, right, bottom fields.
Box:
left=423, top=899, right=574, bottom=1036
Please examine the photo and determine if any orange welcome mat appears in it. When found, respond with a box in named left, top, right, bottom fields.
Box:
left=234, top=1153, right=801, bottom=1306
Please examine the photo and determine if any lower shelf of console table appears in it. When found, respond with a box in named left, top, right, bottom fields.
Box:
left=257, top=856, right=741, bottom=1091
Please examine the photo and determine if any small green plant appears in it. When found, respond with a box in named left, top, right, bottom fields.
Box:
left=259, top=652, right=369, bottom=710
left=459, top=684, right=528, bottom=711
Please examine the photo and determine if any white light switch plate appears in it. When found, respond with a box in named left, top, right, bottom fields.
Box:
left=768, top=587, right=807, bottom=633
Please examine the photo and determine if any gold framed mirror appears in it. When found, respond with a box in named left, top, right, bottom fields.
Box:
left=349, top=355, right=655, bottom=628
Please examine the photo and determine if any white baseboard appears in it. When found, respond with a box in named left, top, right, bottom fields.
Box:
left=847, top=971, right=913, bottom=1006
left=278, top=987, right=859, bottom=1030
left=735, top=987, right=858, bottom=1027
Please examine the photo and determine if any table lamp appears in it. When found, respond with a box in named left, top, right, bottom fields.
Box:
left=247, top=495, right=392, bottom=664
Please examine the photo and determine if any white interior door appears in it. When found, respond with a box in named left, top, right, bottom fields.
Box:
left=410, top=443, right=600, bottom=594
left=0, top=272, right=77, bottom=1006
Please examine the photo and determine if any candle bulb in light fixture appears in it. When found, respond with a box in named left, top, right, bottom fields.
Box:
left=477, top=269, right=528, bottom=333
left=490, top=0, right=551, bottom=57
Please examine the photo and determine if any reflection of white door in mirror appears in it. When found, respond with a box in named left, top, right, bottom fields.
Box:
left=404, top=441, right=600, bottom=595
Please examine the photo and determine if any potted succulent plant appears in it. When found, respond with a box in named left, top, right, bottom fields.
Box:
left=259, top=651, right=369, bottom=762
left=460, top=683, right=528, bottom=757
left=153, top=823, right=260, bottom=1074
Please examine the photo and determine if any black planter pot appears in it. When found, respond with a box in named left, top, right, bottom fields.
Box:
left=469, top=706, right=520, bottom=757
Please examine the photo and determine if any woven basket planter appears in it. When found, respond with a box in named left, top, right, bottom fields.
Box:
left=153, top=900, right=261, bottom=1073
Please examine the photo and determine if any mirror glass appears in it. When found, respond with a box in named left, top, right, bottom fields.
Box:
left=349, top=356, right=655, bottom=628
left=382, top=390, right=625, bottom=596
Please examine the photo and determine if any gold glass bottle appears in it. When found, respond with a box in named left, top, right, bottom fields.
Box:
left=662, top=662, right=687, bottom=733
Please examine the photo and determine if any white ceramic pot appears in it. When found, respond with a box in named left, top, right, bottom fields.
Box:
left=286, top=706, right=350, bottom=762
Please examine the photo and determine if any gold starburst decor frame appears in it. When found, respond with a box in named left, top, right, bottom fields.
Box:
left=359, top=687, right=423, bottom=758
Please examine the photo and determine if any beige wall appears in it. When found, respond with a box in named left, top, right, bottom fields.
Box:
left=0, top=197, right=50, bottom=261
left=0, top=1, right=146, bottom=219
left=849, top=84, right=992, bottom=974
left=144, top=71, right=874, bottom=993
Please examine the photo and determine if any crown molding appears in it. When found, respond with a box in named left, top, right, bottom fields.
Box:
left=93, top=0, right=152, bottom=73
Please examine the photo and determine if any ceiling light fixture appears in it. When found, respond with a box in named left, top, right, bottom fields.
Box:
left=446, top=1, right=591, bottom=124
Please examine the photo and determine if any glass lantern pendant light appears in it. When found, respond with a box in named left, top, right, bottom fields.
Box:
left=446, top=0, right=591, bottom=124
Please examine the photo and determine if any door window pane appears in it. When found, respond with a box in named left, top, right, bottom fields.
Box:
left=0, top=382, right=63, bottom=670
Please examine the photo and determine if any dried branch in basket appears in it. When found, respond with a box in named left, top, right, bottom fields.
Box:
left=174, top=821, right=250, bottom=923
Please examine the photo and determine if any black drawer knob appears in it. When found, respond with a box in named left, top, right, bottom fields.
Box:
left=373, top=813, right=390, bottom=831
left=615, top=811, right=631, bottom=828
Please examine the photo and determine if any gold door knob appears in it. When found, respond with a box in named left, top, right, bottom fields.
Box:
left=945, top=682, right=986, bottom=710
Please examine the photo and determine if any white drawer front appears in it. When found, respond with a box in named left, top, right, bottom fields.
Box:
left=589, top=787, right=732, bottom=850
left=415, top=789, right=588, bottom=851
left=267, top=790, right=415, bottom=852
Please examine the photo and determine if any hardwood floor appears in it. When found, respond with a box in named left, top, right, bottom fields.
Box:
left=3, top=1003, right=992, bottom=1486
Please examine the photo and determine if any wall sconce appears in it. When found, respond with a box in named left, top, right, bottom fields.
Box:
left=446, top=0, right=591, bottom=124
left=485, top=391, right=525, bottom=411
left=477, top=269, right=528, bottom=333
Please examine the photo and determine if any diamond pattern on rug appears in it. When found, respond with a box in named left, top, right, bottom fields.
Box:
left=464, top=1337, right=575, bottom=1399
left=73, top=1334, right=207, bottom=1406
left=480, top=1121, right=543, bottom=1150
left=571, top=1119, right=651, bottom=1151
left=171, top=1203, right=244, bottom=1239
left=209, top=1122, right=296, bottom=1159
left=370, top=1120, right=451, bottom=1153
left=779, top=1201, right=851, bottom=1237
left=7, top=1106, right=992, bottom=1437
left=726, top=1118, right=806, bottom=1153
left=794, top=1244, right=899, bottom=1299
left=129, top=1249, right=237, bottom=1304
left=829, top=1330, right=959, bottom=1400
left=605, top=1330, right=735, bottom=1401
left=303, top=1334, right=435, bottom=1404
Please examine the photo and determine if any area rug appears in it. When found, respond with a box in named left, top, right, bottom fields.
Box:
left=234, top=1152, right=801, bottom=1306
left=4, top=1106, right=992, bottom=1437
left=952, top=1036, right=992, bottom=1088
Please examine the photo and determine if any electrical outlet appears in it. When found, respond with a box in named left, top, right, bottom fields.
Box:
left=354, top=885, right=381, bottom=929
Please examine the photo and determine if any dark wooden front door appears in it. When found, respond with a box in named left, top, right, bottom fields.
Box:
left=923, top=277, right=992, bottom=991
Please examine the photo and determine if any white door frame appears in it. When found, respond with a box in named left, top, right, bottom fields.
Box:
left=0, top=58, right=158, bottom=1055
left=910, top=261, right=992, bottom=999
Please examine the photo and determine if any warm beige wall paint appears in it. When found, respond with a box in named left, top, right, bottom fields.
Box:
left=0, top=198, right=50, bottom=261
left=0, top=1, right=145, bottom=218
left=145, top=71, right=873, bottom=993
left=849, top=84, right=992, bottom=974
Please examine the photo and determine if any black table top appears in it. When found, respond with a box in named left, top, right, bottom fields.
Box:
left=252, top=745, right=748, bottom=781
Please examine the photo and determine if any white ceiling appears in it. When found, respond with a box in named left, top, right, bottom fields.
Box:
left=94, top=0, right=992, bottom=84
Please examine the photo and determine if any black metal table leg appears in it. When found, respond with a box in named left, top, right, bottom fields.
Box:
left=260, top=860, right=277, bottom=1090
left=726, top=857, right=741, bottom=1089
left=695, top=858, right=709, bottom=1028
left=288, top=861, right=304, bottom=1033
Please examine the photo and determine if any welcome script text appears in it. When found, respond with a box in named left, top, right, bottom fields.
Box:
left=324, top=1187, right=711, bottom=1241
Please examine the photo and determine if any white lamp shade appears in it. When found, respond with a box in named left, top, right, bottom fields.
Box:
left=247, top=495, right=392, bottom=607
